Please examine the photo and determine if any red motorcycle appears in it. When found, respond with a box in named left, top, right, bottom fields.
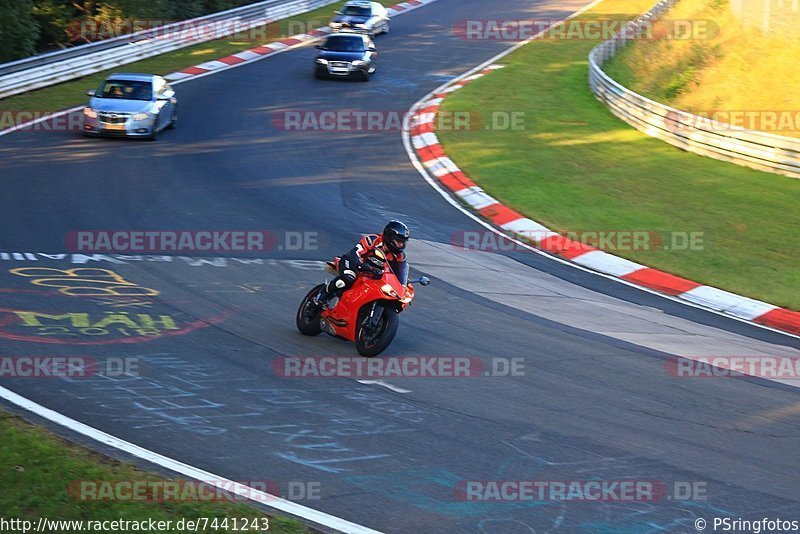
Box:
left=296, top=249, right=429, bottom=357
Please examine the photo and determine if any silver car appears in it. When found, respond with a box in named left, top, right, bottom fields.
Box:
left=83, top=73, right=178, bottom=140
left=329, top=1, right=390, bottom=36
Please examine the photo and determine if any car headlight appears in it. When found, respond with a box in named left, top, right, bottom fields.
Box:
left=316, top=58, right=328, bottom=64
left=351, top=60, right=365, bottom=67
left=132, top=112, right=151, bottom=121
left=355, top=23, right=368, bottom=28
left=330, top=22, right=341, bottom=28
left=83, top=107, right=97, bottom=118
left=381, top=284, right=400, bottom=299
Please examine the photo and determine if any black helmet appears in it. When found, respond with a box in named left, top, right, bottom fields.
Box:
left=382, top=220, right=410, bottom=254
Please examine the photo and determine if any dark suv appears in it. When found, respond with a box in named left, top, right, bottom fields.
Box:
left=314, top=34, right=377, bottom=81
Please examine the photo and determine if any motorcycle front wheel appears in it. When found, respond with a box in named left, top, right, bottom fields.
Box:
left=355, top=305, right=399, bottom=357
left=296, top=284, right=325, bottom=336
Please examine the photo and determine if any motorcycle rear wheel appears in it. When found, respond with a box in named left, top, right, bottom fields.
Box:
left=355, top=305, right=399, bottom=357
left=296, top=284, right=325, bottom=336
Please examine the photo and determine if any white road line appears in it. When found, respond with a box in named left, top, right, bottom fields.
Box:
left=0, top=386, right=383, bottom=534
left=0, top=1, right=427, bottom=532
left=356, top=380, right=412, bottom=394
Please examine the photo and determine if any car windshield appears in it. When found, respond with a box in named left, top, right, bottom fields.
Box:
left=341, top=6, right=370, bottom=16
left=324, top=36, right=365, bottom=52
left=97, top=80, right=152, bottom=101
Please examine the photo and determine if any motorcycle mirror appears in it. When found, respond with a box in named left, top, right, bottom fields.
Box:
left=411, top=276, right=430, bottom=286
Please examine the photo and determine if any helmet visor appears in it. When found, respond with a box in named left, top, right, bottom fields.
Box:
left=390, top=236, right=407, bottom=251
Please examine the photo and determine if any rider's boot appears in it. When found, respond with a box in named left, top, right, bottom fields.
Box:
left=313, top=279, right=345, bottom=307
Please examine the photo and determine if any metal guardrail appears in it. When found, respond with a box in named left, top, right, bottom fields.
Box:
left=588, top=0, right=800, bottom=179
left=0, top=0, right=337, bottom=99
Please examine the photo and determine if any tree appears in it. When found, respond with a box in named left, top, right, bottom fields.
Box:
left=0, top=0, right=40, bottom=62
left=32, top=0, right=73, bottom=51
left=167, top=0, right=205, bottom=21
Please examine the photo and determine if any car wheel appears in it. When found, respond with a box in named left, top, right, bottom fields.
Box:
left=314, top=69, right=325, bottom=79
left=146, top=126, right=159, bottom=141
left=361, top=69, right=371, bottom=82
left=167, top=108, right=177, bottom=129
left=383, top=21, right=390, bottom=34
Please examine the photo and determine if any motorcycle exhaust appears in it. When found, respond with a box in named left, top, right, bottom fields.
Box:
left=319, top=319, right=337, bottom=336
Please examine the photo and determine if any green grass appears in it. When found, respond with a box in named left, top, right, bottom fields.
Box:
left=437, top=0, right=800, bottom=310
left=0, top=0, right=395, bottom=114
left=0, top=408, right=309, bottom=533
left=603, top=0, right=800, bottom=137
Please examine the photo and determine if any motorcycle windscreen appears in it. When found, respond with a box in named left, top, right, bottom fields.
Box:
left=389, top=260, right=408, bottom=285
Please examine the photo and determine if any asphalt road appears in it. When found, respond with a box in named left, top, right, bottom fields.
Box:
left=1, top=0, right=799, bottom=532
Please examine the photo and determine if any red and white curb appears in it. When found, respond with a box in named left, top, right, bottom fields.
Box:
left=162, top=0, right=436, bottom=81
left=0, top=0, right=438, bottom=137
left=162, top=31, right=331, bottom=82
left=405, top=65, right=800, bottom=338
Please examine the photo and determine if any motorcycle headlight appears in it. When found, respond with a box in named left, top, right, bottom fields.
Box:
left=83, top=107, right=97, bottom=118
left=381, top=284, right=400, bottom=299
left=316, top=58, right=328, bottom=64
left=132, top=112, right=151, bottom=121
left=401, top=283, right=414, bottom=304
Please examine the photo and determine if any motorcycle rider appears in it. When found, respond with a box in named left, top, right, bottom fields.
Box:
left=314, top=220, right=410, bottom=307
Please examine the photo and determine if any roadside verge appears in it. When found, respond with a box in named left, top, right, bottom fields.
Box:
left=402, top=0, right=800, bottom=338
left=0, top=407, right=308, bottom=533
